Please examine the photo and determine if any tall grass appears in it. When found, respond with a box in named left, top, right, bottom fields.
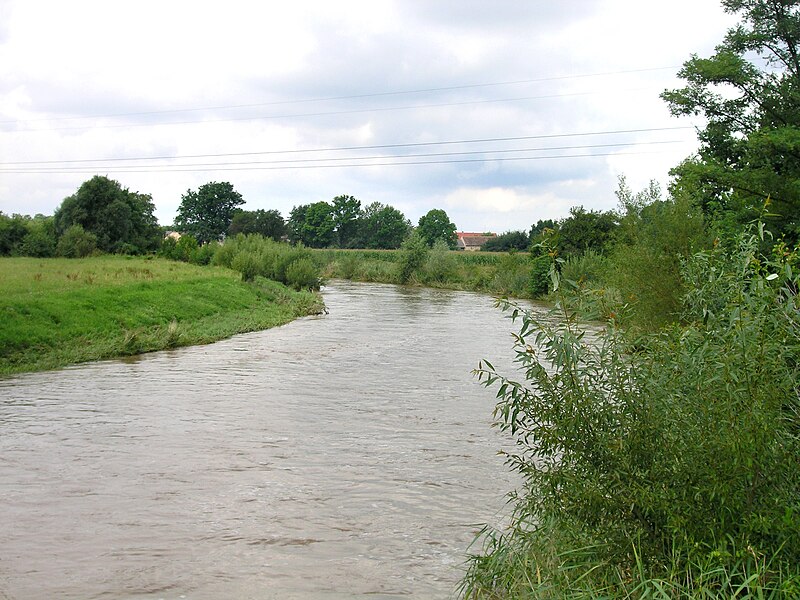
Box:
left=316, top=247, right=534, bottom=297
left=462, top=225, right=800, bottom=598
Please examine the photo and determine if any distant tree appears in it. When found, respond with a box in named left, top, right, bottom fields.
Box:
left=530, top=219, right=557, bottom=239
left=54, top=176, right=161, bottom=253
left=355, top=202, right=411, bottom=249
left=228, top=209, right=285, bottom=240
left=18, top=215, right=57, bottom=257
left=287, top=201, right=335, bottom=248
left=331, top=195, right=361, bottom=248
left=175, top=181, right=244, bottom=244
left=556, top=206, right=618, bottom=257
left=417, top=208, right=457, bottom=248
left=0, top=212, right=32, bottom=255
left=482, top=230, right=529, bottom=252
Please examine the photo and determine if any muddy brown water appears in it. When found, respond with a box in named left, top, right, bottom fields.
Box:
left=0, top=281, right=550, bottom=599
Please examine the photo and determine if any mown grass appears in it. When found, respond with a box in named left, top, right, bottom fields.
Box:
left=315, top=248, right=534, bottom=297
left=0, top=256, right=323, bottom=376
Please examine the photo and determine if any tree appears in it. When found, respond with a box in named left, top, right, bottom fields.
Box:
left=662, top=0, right=800, bottom=241
left=482, top=230, right=529, bottom=252
left=18, top=215, right=57, bottom=257
left=417, top=208, right=457, bottom=248
left=175, top=181, right=244, bottom=244
left=355, top=202, right=411, bottom=249
left=287, top=201, right=335, bottom=248
left=54, top=176, right=161, bottom=253
left=331, top=195, right=361, bottom=248
left=0, top=212, right=31, bottom=255
left=555, top=206, right=618, bottom=258
left=228, top=209, right=285, bottom=240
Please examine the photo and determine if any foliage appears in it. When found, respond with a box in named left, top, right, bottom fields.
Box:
left=287, top=201, right=335, bottom=248
left=417, top=208, right=458, bottom=248
left=355, top=201, right=411, bottom=249
left=553, top=206, right=618, bottom=258
left=462, top=225, right=800, bottom=598
left=0, top=256, right=322, bottom=375
left=317, top=247, right=532, bottom=296
left=529, top=255, right=551, bottom=297
left=0, top=213, right=57, bottom=258
left=331, top=194, right=361, bottom=248
left=212, top=234, right=322, bottom=290
left=662, top=0, right=800, bottom=241
left=397, top=231, right=429, bottom=283
left=227, top=209, right=286, bottom=241
left=608, top=178, right=711, bottom=331
left=56, top=224, right=98, bottom=258
left=284, top=257, right=320, bottom=290
left=482, top=230, right=529, bottom=252
left=422, top=239, right=457, bottom=283
left=174, top=181, right=244, bottom=244
left=53, top=176, right=161, bottom=254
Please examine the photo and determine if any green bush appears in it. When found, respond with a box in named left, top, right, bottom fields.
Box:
left=57, top=224, right=98, bottom=258
left=284, top=257, right=320, bottom=290
left=423, top=239, right=457, bottom=283
left=529, top=255, right=550, bottom=297
left=397, top=232, right=428, bottom=284
left=213, top=234, right=321, bottom=290
left=463, top=225, right=800, bottom=598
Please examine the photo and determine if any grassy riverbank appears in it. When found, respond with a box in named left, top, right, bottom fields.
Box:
left=315, top=247, right=534, bottom=298
left=0, top=256, right=323, bottom=376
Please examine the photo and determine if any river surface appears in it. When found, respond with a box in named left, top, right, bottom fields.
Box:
left=0, top=281, right=548, bottom=600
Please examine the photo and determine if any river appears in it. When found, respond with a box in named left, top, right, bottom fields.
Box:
left=0, top=281, right=547, bottom=600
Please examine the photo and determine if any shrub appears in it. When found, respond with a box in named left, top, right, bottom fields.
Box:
left=284, top=257, right=320, bottom=290
left=397, top=232, right=428, bottom=283
left=423, top=239, right=457, bottom=283
left=463, top=225, right=800, bottom=598
left=57, top=224, right=98, bottom=258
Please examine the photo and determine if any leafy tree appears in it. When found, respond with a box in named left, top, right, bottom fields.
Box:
left=662, top=0, right=800, bottom=241
left=481, top=230, right=529, bottom=252
left=355, top=202, right=411, bottom=249
left=228, top=209, right=285, bottom=240
left=53, top=176, right=161, bottom=254
left=287, top=201, right=335, bottom=248
left=0, top=212, right=29, bottom=255
left=331, top=195, right=361, bottom=248
left=554, top=206, right=618, bottom=258
left=417, top=208, right=457, bottom=248
left=175, top=181, right=244, bottom=244
left=18, top=215, right=57, bottom=257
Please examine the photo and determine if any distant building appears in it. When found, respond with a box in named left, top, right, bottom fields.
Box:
left=456, top=231, right=496, bottom=251
left=164, top=231, right=182, bottom=241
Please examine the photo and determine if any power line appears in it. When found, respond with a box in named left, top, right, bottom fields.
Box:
left=1, top=126, right=695, bottom=166
left=5, top=87, right=659, bottom=133
left=0, top=148, right=692, bottom=175
left=0, top=65, right=680, bottom=126
left=0, top=140, right=690, bottom=174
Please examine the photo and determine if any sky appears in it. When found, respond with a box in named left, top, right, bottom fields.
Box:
left=0, top=0, right=738, bottom=233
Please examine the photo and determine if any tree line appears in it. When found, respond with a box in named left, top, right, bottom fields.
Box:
left=1, top=178, right=467, bottom=257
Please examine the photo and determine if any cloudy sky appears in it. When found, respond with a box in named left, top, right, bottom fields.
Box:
left=0, top=0, right=736, bottom=233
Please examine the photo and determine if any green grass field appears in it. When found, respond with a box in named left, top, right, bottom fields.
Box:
left=0, top=256, right=322, bottom=376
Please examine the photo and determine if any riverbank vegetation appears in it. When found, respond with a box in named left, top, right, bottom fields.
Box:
left=0, top=256, right=322, bottom=376
left=461, top=1, right=800, bottom=597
